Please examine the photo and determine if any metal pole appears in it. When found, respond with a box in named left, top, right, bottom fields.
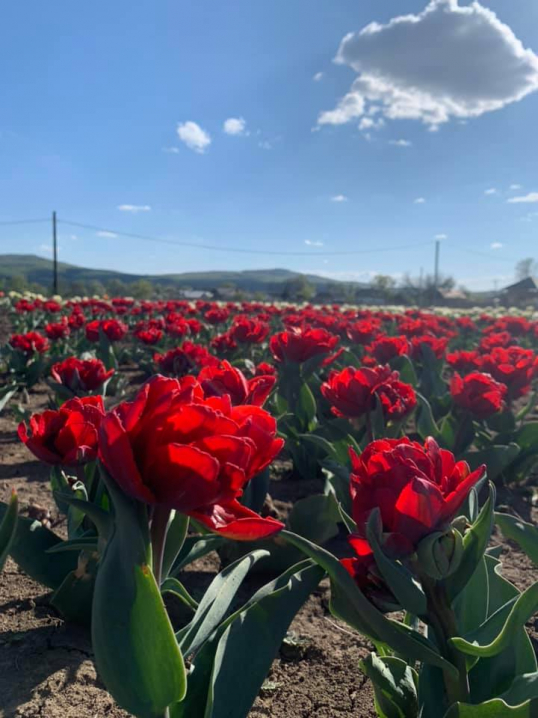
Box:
left=52, top=211, right=58, bottom=295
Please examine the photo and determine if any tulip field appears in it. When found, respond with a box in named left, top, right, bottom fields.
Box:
left=2, top=293, right=538, bottom=718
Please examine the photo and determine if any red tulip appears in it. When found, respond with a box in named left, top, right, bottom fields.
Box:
left=45, top=321, right=70, bottom=340
left=85, top=319, right=128, bottom=342
left=365, top=336, right=410, bottom=365
left=229, top=317, right=269, bottom=344
left=321, top=365, right=416, bottom=421
left=198, top=361, right=275, bottom=407
left=270, top=327, right=340, bottom=365
left=51, top=357, right=115, bottom=393
left=9, top=332, right=49, bottom=354
left=99, top=375, right=284, bottom=540
left=348, top=437, right=485, bottom=555
left=481, top=346, right=536, bottom=399
left=446, top=350, right=483, bottom=374
left=450, top=372, right=506, bottom=419
left=18, top=396, right=105, bottom=466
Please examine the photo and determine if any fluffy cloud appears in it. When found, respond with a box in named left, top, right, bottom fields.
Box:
left=117, top=204, right=151, bottom=213
left=318, top=0, right=538, bottom=131
left=223, top=117, right=248, bottom=136
left=414, top=197, right=426, bottom=204
left=331, top=194, right=348, bottom=202
left=484, top=188, right=498, bottom=195
left=177, top=121, right=212, bottom=153
left=490, top=242, right=503, bottom=249
left=508, top=192, right=538, bottom=204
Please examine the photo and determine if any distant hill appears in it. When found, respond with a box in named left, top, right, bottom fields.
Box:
left=0, top=254, right=366, bottom=294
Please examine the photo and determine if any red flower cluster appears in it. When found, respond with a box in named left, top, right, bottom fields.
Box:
left=45, top=321, right=70, bottom=340
left=154, top=342, right=218, bottom=376
left=321, top=365, right=416, bottom=421
left=99, top=375, right=284, bottom=540
left=9, top=332, right=49, bottom=354
left=51, top=357, right=114, bottom=393
left=85, top=319, right=128, bottom=342
left=450, top=372, right=506, bottom=419
left=229, top=317, right=270, bottom=344
left=270, top=327, right=340, bottom=365
left=345, top=437, right=485, bottom=557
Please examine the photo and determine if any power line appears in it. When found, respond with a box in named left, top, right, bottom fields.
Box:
left=59, top=218, right=434, bottom=257
left=0, top=218, right=50, bottom=227
left=446, top=246, right=516, bottom=264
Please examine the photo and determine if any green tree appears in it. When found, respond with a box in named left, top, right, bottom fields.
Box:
left=130, top=279, right=154, bottom=300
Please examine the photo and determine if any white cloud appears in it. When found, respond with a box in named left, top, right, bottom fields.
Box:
left=509, top=183, right=522, bottom=190
left=223, top=117, right=248, bottom=136
left=258, top=140, right=273, bottom=150
left=177, top=121, right=212, bottom=153
left=97, top=231, right=118, bottom=238
left=117, top=204, right=151, bottom=213
left=313, top=72, right=324, bottom=82
left=359, top=116, right=385, bottom=131
left=331, top=194, right=348, bottom=202
left=318, top=0, right=538, bottom=131
left=508, top=192, right=538, bottom=203
left=484, top=188, right=498, bottom=195
left=414, top=197, right=426, bottom=204
left=389, top=139, right=412, bottom=147
left=490, top=242, right=503, bottom=249
left=435, top=233, right=448, bottom=240
left=162, top=147, right=180, bottom=154
left=305, top=240, right=324, bottom=247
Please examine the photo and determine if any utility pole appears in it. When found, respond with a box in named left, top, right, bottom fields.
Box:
left=52, top=211, right=58, bottom=295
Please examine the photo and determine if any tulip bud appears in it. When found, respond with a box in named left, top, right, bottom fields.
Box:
left=416, top=529, right=464, bottom=580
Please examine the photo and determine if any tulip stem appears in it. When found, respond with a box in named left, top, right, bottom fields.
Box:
left=422, top=578, right=470, bottom=707
left=150, top=506, right=172, bottom=587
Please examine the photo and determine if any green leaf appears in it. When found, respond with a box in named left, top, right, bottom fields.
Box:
left=0, top=501, right=77, bottom=589
left=300, top=433, right=340, bottom=462
left=176, top=549, right=269, bottom=656
left=514, top=423, right=538, bottom=451
left=161, top=576, right=198, bottom=611
left=46, top=536, right=99, bottom=553
left=443, top=698, right=538, bottom=717
left=92, top=468, right=186, bottom=718
left=392, top=355, right=419, bottom=387
left=463, top=445, right=520, bottom=483
left=53, top=492, right=112, bottom=539
left=499, top=673, right=538, bottom=706
left=161, top=512, right=189, bottom=581
left=280, top=530, right=458, bottom=677
left=50, top=550, right=98, bottom=625
left=366, top=510, right=427, bottom=617
left=370, top=396, right=386, bottom=440
left=296, top=381, right=317, bottom=429
left=451, top=582, right=538, bottom=658
left=0, top=491, right=18, bottom=572
left=0, top=384, right=17, bottom=413
left=288, top=493, right=341, bottom=546
left=170, top=534, right=225, bottom=575
left=360, top=653, right=419, bottom=718
left=171, top=561, right=325, bottom=718
left=486, top=411, right=516, bottom=434
left=495, top=513, right=538, bottom=565
left=416, top=392, right=440, bottom=440
left=446, top=483, right=495, bottom=602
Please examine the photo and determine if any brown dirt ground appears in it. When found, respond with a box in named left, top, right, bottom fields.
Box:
left=0, top=382, right=536, bottom=718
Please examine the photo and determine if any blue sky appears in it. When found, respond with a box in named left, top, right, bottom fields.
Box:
left=1, top=0, right=538, bottom=290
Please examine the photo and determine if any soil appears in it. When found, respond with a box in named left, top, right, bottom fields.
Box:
left=1, top=383, right=537, bottom=718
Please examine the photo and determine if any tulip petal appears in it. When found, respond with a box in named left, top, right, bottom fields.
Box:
left=189, top=500, right=284, bottom=541
left=393, top=477, right=446, bottom=545
left=99, top=412, right=154, bottom=504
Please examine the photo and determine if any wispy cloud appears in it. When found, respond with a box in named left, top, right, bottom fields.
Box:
left=509, top=183, right=522, bottom=190
left=490, top=242, right=503, bottom=249
left=435, top=233, right=448, bottom=240
left=223, top=117, right=248, bottom=136
left=389, top=139, right=412, bottom=147
left=117, top=204, right=151, bottom=213
left=331, top=194, right=348, bottom=202
left=305, top=240, right=324, bottom=247
left=177, top=121, right=212, bottom=153
left=162, top=147, right=180, bottom=154
left=508, top=192, right=538, bottom=204
left=414, top=197, right=426, bottom=204
left=313, top=72, right=324, bottom=82
left=484, top=188, right=498, bottom=195
left=97, top=231, right=118, bottom=238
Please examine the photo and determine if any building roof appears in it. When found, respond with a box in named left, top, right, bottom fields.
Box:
left=501, top=277, right=538, bottom=293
